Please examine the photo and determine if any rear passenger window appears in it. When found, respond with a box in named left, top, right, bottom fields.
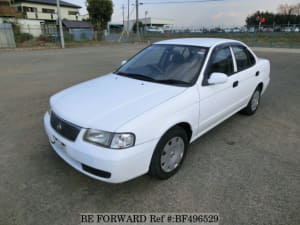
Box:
left=232, top=46, right=256, bottom=71
left=208, top=47, right=234, bottom=76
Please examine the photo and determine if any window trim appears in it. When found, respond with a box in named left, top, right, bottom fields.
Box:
left=68, top=11, right=78, bottom=15
left=229, top=46, right=238, bottom=73
left=42, top=8, right=55, bottom=14
left=230, top=44, right=256, bottom=73
left=202, top=43, right=235, bottom=86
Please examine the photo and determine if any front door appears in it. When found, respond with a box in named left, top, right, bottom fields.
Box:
left=198, top=45, right=239, bottom=134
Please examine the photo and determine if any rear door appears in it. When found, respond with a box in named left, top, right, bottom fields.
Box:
left=230, top=44, right=258, bottom=107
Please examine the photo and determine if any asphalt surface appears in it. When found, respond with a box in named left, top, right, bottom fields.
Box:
left=0, top=44, right=299, bottom=225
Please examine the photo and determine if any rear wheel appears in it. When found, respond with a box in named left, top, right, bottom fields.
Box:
left=241, top=87, right=261, bottom=115
left=149, top=127, right=188, bottom=179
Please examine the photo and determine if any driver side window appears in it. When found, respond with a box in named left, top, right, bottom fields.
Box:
left=207, top=47, right=234, bottom=76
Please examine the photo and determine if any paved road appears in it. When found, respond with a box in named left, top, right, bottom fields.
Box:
left=0, top=45, right=299, bottom=225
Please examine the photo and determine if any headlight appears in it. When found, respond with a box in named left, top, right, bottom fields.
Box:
left=83, top=129, right=112, bottom=147
left=83, top=129, right=135, bottom=149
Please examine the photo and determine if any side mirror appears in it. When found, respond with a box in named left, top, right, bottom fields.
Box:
left=121, top=60, right=127, bottom=65
left=208, top=72, right=228, bottom=85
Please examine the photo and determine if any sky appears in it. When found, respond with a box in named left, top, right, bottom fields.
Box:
left=72, top=0, right=300, bottom=26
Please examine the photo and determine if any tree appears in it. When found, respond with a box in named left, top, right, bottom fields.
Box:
left=132, top=21, right=144, bottom=33
left=87, top=0, right=113, bottom=40
left=278, top=3, right=300, bottom=15
left=246, top=9, right=300, bottom=26
left=278, top=3, right=294, bottom=15
left=291, top=3, right=300, bottom=16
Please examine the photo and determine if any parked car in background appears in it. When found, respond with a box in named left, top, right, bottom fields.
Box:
left=162, top=25, right=173, bottom=33
left=224, top=28, right=231, bottom=33
left=232, top=27, right=241, bottom=33
left=240, top=26, right=248, bottom=32
left=263, top=27, right=274, bottom=32
left=274, top=26, right=282, bottom=32
left=248, top=27, right=256, bottom=33
left=190, top=29, right=204, bottom=33
left=44, top=38, right=270, bottom=183
left=210, top=27, right=224, bottom=33
left=145, top=26, right=164, bottom=33
left=283, top=27, right=292, bottom=32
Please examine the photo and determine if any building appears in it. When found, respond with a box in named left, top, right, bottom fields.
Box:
left=123, top=17, right=174, bottom=32
left=0, top=0, right=19, bottom=17
left=0, top=0, right=90, bottom=37
left=12, top=0, right=82, bottom=21
left=62, top=19, right=93, bottom=41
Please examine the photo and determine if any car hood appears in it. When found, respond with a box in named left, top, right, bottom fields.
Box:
left=50, top=73, right=186, bottom=131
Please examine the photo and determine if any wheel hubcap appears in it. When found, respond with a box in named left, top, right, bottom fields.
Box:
left=251, top=90, right=260, bottom=111
left=160, top=137, right=185, bottom=173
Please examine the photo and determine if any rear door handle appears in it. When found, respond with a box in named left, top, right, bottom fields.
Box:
left=255, top=71, right=260, bottom=76
left=233, top=81, right=239, bottom=88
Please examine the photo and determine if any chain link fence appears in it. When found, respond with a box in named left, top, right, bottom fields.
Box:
left=0, top=23, right=300, bottom=49
left=115, top=24, right=300, bottom=48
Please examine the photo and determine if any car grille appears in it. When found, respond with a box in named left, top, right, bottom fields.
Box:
left=50, top=112, right=81, bottom=141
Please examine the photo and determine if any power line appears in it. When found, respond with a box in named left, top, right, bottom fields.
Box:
left=140, top=0, right=224, bottom=5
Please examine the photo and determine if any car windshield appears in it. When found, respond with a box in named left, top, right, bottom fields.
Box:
left=115, top=44, right=208, bottom=86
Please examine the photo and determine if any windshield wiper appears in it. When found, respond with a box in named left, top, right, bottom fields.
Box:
left=115, top=72, right=156, bottom=82
left=155, top=79, right=190, bottom=85
left=115, top=72, right=190, bottom=86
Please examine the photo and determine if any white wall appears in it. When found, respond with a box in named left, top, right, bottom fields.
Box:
left=17, top=19, right=44, bottom=37
left=16, top=2, right=80, bottom=21
left=0, top=17, right=44, bottom=37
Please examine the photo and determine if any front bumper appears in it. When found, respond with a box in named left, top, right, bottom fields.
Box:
left=44, top=112, right=158, bottom=183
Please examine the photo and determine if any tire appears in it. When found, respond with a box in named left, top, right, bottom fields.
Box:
left=241, top=87, right=261, bottom=115
left=149, top=127, right=188, bottom=179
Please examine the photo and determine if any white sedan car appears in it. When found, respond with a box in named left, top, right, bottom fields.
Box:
left=44, top=38, right=270, bottom=183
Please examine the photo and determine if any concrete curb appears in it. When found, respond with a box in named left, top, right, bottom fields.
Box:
left=252, top=47, right=300, bottom=53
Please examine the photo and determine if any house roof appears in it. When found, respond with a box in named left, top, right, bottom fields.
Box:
left=15, top=0, right=81, bottom=8
left=62, top=20, right=92, bottom=29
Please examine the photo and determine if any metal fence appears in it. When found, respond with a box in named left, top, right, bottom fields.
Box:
left=0, top=23, right=96, bottom=48
left=0, top=23, right=300, bottom=48
left=0, top=23, right=16, bottom=48
left=115, top=24, right=300, bottom=48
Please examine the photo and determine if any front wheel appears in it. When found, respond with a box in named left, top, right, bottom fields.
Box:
left=149, top=127, right=188, bottom=179
left=241, top=87, right=261, bottom=115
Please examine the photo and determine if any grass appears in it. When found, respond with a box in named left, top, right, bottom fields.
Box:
left=10, top=32, right=300, bottom=49
left=142, top=32, right=300, bottom=48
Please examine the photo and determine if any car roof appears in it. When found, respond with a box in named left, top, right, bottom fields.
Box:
left=154, top=38, right=241, bottom=48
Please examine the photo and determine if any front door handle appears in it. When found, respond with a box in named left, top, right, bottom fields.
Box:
left=233, top=81, right=239, bottom=88
left=255, top=71, right=260, bottom=76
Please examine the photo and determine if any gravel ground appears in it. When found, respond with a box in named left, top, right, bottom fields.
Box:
left=0, top=44, right=299, bottom=225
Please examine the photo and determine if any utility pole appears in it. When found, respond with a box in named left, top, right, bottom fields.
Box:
left=145, top=10, right=148, bottom=28
left=135, top=0, right=140, bottom=40
left=122, top=4, right=125, bottom=29
left=56, top=0, right=64, bottom=48
left=118, top=0, right=130, bottom=42
left=127, top=0, right=130, bottom=32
